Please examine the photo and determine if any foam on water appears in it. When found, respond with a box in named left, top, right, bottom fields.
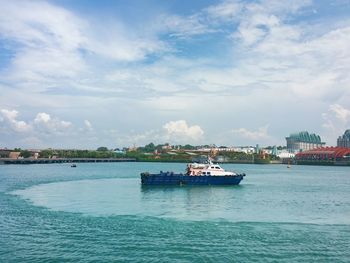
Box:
left=12, top=176, right=350, bottom=224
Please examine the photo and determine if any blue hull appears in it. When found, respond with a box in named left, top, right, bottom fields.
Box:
left=140, top=172, right=245, bottom=186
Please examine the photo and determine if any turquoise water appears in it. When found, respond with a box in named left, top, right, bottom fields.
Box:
left=1, top=163, right=350, bottom=262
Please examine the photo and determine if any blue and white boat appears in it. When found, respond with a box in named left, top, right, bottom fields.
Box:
left=140, top=160, right=245, bottom=186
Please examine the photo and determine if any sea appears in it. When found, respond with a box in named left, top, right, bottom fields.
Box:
left=0, top=162, right=349, bottom=262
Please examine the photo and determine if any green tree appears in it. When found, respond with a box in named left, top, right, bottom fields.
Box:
left=40, top=149, right=54, bottom=158
left=143, top=143, right=156, bottom=153
left=97, top=147, right=108, bottom=152
left=182, top=144, right=195, bottom=150
left=20, top=150, right=31, bottom=158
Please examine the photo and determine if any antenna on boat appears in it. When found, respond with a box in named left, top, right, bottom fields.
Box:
left=208, top=146, right=217, bottom=164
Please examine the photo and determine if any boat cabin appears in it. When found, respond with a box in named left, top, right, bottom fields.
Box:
left=187, top=163, right=236, bottom=176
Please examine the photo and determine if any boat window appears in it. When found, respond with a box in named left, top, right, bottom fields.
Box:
left=211, top=166, right=214, bottom=169
left=215, top=166, right=220, bottom=169
left=207, top=172, right=211, bottom=175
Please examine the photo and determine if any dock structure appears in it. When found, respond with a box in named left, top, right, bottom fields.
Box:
left=0, top=158, right=136, bottom=165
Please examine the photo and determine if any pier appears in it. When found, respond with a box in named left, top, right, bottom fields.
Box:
left=0, top=158, right=136, bottom=165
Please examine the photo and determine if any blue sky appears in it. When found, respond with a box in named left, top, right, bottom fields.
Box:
left=0, top=0, right=350, bottom=149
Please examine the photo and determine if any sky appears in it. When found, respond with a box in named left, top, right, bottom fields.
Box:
left=0, top=0, right=350, bottom=149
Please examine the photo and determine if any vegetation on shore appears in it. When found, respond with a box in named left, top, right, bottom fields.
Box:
left=5, top=143, right=280, bottom=164
left=39, top=148, right=119, bottom=159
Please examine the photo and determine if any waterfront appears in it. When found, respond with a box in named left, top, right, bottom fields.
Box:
left=0, top=157, right=136, bottom=165
left=1, top=163, right=350, bottom=262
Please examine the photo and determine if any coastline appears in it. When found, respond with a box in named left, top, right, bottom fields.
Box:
left=1, top=158, right=349, bottom=166
left=0, top=157, right=136, bottom=165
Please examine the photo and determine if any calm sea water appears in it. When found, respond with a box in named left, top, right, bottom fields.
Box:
left=1, top=162, right=349, bottom=262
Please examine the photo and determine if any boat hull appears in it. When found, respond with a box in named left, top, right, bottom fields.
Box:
left=140, top=172, right=245, bottom=186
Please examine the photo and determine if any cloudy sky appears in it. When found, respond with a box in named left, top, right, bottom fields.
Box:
left=0, top=0, right=350, bottom=149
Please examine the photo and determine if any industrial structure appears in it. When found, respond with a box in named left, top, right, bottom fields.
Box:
left=286, top=131, right=325, bottom=153
left=337, top=129, right=350, bottom=148
left=295, top=147, right=350, bottom=165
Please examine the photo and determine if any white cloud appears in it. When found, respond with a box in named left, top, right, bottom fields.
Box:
left=329, top=104, right=350, bottom=124
left=322, top=104, right=350, bottom=145
left=0, top=1, right=85, bottom=49
left=33, top=112, right=72, bottom=134
left=158, top=0, right=243, bottom=38
left=0, top=109, right=74, bottom=136
left=0, top=0, right=164, bottom=62
left=163, top=120, right=204, bottom=142
left=232, top=125, right=270, bottom=140
left=96, top=1, right=350, bottom=105
left=160, top=14, right=211, bottom=37
left=205, top=1, right=242, bottom=21
left=220, top=1, right=350, bottom=105
left=85, top=26, right=166, bottom=61
left=0, top=109, right=32, bottom=132
left=0, top=0, right=166, bottom=96
left=34, top=112, right=51, bottom=124
left=228, top=0, right=307, bottom=48
left=1, top=109, right=17, bottom=120
left=108, top=120, right=205, bottom=146
left=0, top=0, right=87, bottom=87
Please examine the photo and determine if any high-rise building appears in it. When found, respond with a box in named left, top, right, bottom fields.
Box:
left=286, top=131, right=325, bottom=153
left=337, top=129, right=350, bottom=148
left=271, top=145, right=277, bottom=156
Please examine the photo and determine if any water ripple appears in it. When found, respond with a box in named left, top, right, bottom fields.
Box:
left=11, top=178, right=350, bottom=225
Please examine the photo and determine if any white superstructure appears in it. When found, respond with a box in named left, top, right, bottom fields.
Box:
left=187, top=160, right=236, bottom=176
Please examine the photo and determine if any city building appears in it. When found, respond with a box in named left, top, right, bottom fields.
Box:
left=196, top=146, right=254, bottom=153
left=255, top=144, right=260, bottom=154
left=337, top=129, right=350, bottom=148
left=9, top=152, right=21, bottom=159
left=295, top=147, right=350, bottom=165
left=277, top=150, right=295, bottom=159
left=286, top=131, right=325, bottom=153
left=161, top=144, right=172, bottom=150
left=231, top=147, right=255, bottom=154
left=271, top=146, right=277, bottom=156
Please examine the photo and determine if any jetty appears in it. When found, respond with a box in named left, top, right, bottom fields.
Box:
left=0, top=158, right=136, bottom=165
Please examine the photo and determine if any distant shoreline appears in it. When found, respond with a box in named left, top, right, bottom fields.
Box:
left=0, top=158, right=268, bottom=165
left=1, top=158, right=349, bottom=166
left=0, top=158, right=136, bottom=165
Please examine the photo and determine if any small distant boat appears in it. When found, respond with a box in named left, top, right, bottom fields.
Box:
left=141, top=158, right=245, bottom=186
left=71, top=164, right=77, bottom=168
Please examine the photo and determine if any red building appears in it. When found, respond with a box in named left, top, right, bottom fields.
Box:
left=295, top=147, right=350, bottom=165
